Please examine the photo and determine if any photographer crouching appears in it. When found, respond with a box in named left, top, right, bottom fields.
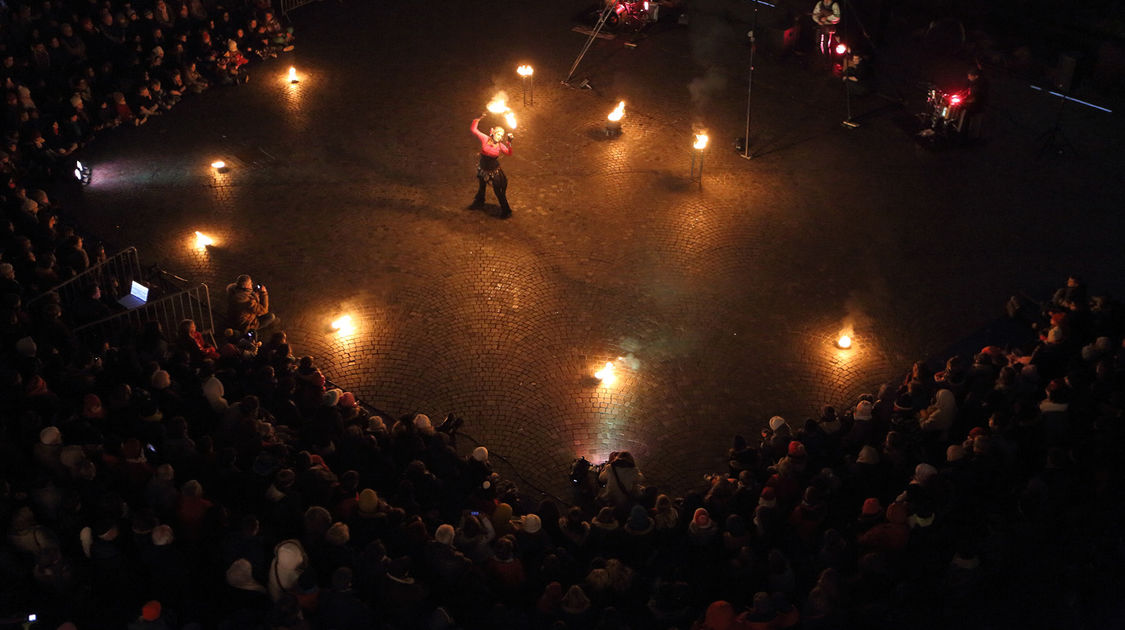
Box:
left=226, top=274, right=279, bottom=334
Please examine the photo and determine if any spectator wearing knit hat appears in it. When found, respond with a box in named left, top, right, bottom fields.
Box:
left=858, top=501, right=910, bottom=552
left=558, top=506, right=592, bottom=552
left=423, top=523, right=471, bottom=593
left=128, top=600, right=169, bottom=630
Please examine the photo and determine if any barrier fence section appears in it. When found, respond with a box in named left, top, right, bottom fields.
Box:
left=74, top=284, right=216, bottom=348
left=280, top=0, right=318, bottom=18
left=26, top=247, right=142, bottom=312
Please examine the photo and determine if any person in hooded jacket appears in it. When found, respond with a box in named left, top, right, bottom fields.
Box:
left=317, top=567, right=374, bottom=630
left=598, top=451, right=644, bottom=516
left=267, top=539, right=308, bottom=602
left=223, top=557, right=272, bottom=625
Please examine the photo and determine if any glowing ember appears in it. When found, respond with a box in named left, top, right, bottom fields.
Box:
left=835, top=43, right=848, bottom=55
left=595, top=362, right=617, bottom=385
left=607, top=100, right=625, bottom=122
left=517, top=65, right=534, bottom=77
left=836, top=335, right=853, bottom=349
left=693, top=134, right=709, bottom=150
left=288, top=67, right=298, bottom=83
left=486, top=92, right=509, bottom=114
left=332, top=315, right=356, bottom=336
left=504, top=111, right=518, bottom=129
left=210, top=160, right=226, bottom=169
left=193, top=231, right=214, bottom=248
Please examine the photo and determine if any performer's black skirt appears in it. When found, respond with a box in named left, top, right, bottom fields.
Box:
left=477, top=154, right=503, bottom=182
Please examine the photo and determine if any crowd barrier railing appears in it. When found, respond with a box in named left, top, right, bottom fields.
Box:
left=74, top=283, right=216, bottom=348
left=26, top=247, right=142, bottom=313
left=280, top=0, right=319, bottom=18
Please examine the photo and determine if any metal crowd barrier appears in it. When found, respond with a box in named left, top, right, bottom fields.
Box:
left=280, top=0, right=319, bottom=18
left=25, top=247, right=142, bottom=313
left=74, top=283, right=216, bottom=349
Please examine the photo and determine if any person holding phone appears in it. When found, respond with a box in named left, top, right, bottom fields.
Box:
left=226, top=274, right=278, bottom=333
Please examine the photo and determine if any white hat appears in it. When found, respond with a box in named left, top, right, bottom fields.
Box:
left=472, top=446, right=489, bottom=462
left=854, top=400, right=874, bottom=421
left=40, top=426, right=62, bottom=445
left=521, top=514, right=542, bottom=534
left=768, top=416, right=787, bottom=432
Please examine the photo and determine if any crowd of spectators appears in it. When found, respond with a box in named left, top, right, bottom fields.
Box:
left=8, top=1, right=1124, bottom=629
left=1, top=0, right=294, bottom=188
left=3, top=239, right=1124, bottom=630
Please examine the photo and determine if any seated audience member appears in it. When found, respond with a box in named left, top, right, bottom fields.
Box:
left=226, top=274, right=278, bottom=333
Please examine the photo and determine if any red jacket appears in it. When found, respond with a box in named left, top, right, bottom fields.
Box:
left=471, top=118, right=512, bottom=158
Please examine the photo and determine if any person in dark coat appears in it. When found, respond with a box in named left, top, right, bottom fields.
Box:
left=317, top=567, right=375, bottom=630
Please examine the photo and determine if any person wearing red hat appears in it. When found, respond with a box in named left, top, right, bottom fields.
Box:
left=858, top=501, right=910, bottom=552
left=128, top=600, right=169, bottom=629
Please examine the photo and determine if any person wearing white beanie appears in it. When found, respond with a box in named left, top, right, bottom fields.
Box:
left=434, top=524, right=456, bottom=545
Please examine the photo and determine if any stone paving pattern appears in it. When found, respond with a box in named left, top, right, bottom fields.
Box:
left=70, top=0, right=1125, bottom=499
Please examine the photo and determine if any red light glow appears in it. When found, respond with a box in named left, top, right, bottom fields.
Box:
left=835, top=43, right=848, bottom=55
left=950, top=94, right=962, bottom=104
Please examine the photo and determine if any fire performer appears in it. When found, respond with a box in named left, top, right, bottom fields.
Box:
left=470, top=113, right=514, bottom=218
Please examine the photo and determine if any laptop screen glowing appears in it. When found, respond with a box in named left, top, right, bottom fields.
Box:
left=130, top=281, right=149, bottom=302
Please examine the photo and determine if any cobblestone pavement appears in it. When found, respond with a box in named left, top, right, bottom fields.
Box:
left=71, top=0, right=1125, bottom=499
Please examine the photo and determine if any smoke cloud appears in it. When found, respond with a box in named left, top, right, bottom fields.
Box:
left=686, top=3, right=736, bottom=109
left=688, top=67, right=728, bottom=109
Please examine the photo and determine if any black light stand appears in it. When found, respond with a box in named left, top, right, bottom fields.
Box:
left=564, top=1, right=616, bottom=89
left=840, top=4, right=859, bottom=128
left=739, top=3, right=759, bottom=159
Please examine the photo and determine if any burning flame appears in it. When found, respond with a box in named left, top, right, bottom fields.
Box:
left=194, top=231, right=214, bottom=248
left=595, top=362, right=617, bottom=385
left=693, top=134, right=709, bottom=150
left=332, top=315, right=356, bottom=336
left=486, top=91, right=517, bottom=128
left=486, top=92, right=509, bottom=114
left=211, top=160, right=226, bottom=169
left=607, top=100, right=625, bottom=122
left=517, top=65, right=534, bottom=77
left=836, top=334, right=853, bottom=349
left=288, top=67, right=298, bottom=83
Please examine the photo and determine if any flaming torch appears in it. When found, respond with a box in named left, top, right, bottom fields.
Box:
left=595, top=361, right=617, bottom=386
left=287, top=66, right=299, bottom=84
left=605, top=100, right=625, bottom=137
left=486, top=91, right=518, bottom=130
left=331, top=315, right=356, bottom=337
left=690, top=133, right=709, bottom=184
left=517, top=65, right=534, bottom=106
left=193, top=231, right=214, bottom=249
left=486, top=92, right=509, bottom=114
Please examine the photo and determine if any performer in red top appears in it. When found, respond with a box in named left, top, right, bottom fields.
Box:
left=470, top=114, right=513, bottom=218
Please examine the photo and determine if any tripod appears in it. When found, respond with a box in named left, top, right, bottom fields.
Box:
left=564, top=1, right=616, bottom=88
left=1036, top=88, right=1075, bottom=157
